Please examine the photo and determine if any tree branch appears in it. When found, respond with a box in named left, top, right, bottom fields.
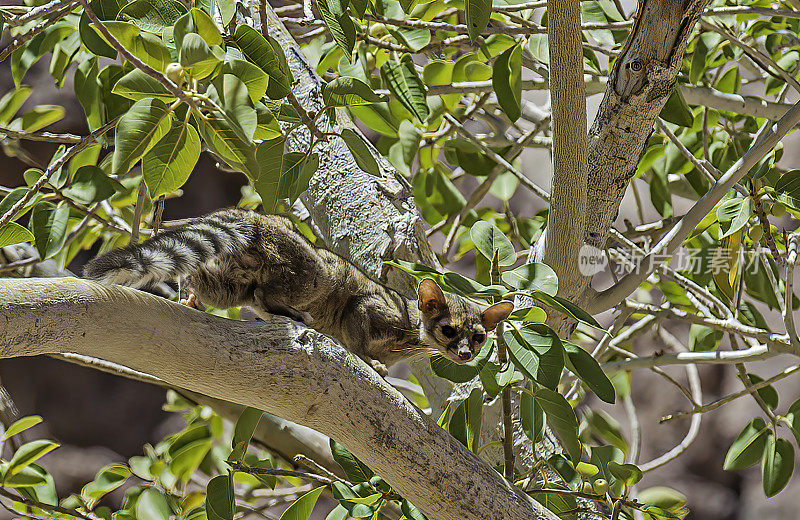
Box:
left=0, top=278, right=557, bottom=520
left=541, top=0, right=589, bottom=301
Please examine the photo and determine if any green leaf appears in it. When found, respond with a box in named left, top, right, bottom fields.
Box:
left=465, top=0, right=491, bottom=42
left=223, top=60, right=268, bottom=103
left=0, top=223, right=35, bottom=249
left=470, top=221, right=515, bottom=266
left=119, top=0, right=188, bottom=33
left=724, top=418, right=768, bottom=470
left=400, top=500, right=429, bottom=520
left=607, top=461, right=642, bottom=485
left=747, top=373, right=779, bottom=410
left=762, top=434, right=794, bottom=497
left=173, top=7, right=222, bottom=50
left=63, top=165, right=125, bottom=204
left=3, top=464, right=49, bottom=488
left=277, top=152, right=317, bottom=203
left=113, top=68, right=176, bottom=101
left=714, top=65, right=740, bottom=94
left=527, top=34, right=549, bottom=64
left=340, top=129, right=381, bottom=176
left=776, top=169, right=800, bottom=211
left=170, top=438, right=212, bottom=481
left=6, top=440, right=59, bottom=478
left=233, top=26, right=293, bottom=100
left=330, top=439, right=373, bottom=483
left=637, top=486, right=687, bottom=511
left=536, top=387, right=581, bottom=461
left=216, top=0, right=235, bottom=25
left=716, top=197, right=752, bottom=237
left=75, top=59, right=105, bottom=132
left=29, top=202, right=69, bottom=260
left=81, top=464, right=131, bottom=504
left=660, top=90, right=693, bottom=127
left=179, top=33, right=223, bottom=79
left=785, top=398, right=800, bottom=447
left=563, top=342, right=615, bottom=403
left=323, top=77, right=384, bottom=106
left=254, top=102, right=282, bottom=139
left=229, top=407, right=263, bottom=462
left=254, top=137, right=285, bottom=212
left=503, top=324, right=564, bottom=390
left=492, top=43, right=522, bottom=121
left=1, top=416, right=42, bottom=441
left=279, top=486, right=325, bottom=520
left=137, top=487, right=171, bottom=520
left=448, top=387, right=483, bottom=453
left=113, top=98, right=172, bottom=175
left=502, top=263, right=557, bottom=295
left=16, top=105, right=64, bottom=132
left=0, top=86, right=32, bottom=124
left=520, top=380, right=545, bottom=442
left=317, top=0, right=356, bottom=61
left=196, top=111, right=258, bottom=179
left=380, top=54, right=429, bottom=123
left=206, top=474, right=235, bottom=520
left=349, top=103, right=399, bottom=137
left=142, top=122, right=200, bottom=198
left=531, top=291, right=602, bottom=329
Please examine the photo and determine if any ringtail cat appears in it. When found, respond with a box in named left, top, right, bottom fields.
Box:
left=84, top=209, right=514, bottom=374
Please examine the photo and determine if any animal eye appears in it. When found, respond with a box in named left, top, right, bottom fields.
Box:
left=441, top=325, right=457, bottom=338
left=473, top=333, right=486, bottom=344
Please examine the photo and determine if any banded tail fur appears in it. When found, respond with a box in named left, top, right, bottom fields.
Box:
left=85, top=208, right=514, bottom=373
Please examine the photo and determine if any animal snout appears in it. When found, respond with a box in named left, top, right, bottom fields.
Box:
left=458, top=349, right=472, bottom=361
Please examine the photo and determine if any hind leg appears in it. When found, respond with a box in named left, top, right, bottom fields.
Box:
left=253, top=287, right=313, bottom=325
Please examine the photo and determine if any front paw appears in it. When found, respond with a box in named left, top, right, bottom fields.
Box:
left=369, top=359, right=389, bottom=377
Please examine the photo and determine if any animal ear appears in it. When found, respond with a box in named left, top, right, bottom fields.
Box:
left=482, top=301, right=514, bottom=329
left=417, top=278, right=446, bottom=315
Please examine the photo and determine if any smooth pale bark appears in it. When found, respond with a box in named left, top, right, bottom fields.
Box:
left=0, top=278, right=557, bottom=520
left=543, top=0, right=588, bottom=301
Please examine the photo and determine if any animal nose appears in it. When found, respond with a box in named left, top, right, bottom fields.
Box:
left=458, top=350, right=472, bottom=361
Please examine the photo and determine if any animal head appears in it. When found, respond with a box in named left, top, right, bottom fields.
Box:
left=417, top=278, right=514, bottom=364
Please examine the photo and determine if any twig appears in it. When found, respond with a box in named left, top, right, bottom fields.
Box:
left=79, top=0, right=188, bottom=102
left=784, top=234, right=799, bottom=353
left=443, top=114, right=550, bottom=202
left=0, top=118, right=118, bottom=231
left=656, top=119, right=747, bottom=196
left=751, top=190, right=783, bottom=266
left=5, top=0, right=76, bottom=26
left=293, top=454, right=343, bottom=483
left=153, top=196, right=166, bottom=235
left=660, top=364, right=800, bottom=423
left=0, top=125, right=83, bottom=144
left=0, top=488, right=96, bottom=520
left=0, top=4, right=76, bottom=62
left=0, top=256, right=38, bottom=274
left=604, top=344, right=776, bottom=371
left=131, top=179, right=147, bottom=244
left=229, top=461, right=334, bottom=484
left=491, top=262, right=515, bottom=481
left=700, top=19, right=800, bottom=96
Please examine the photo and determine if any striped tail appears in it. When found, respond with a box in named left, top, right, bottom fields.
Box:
left=83, top=211, right=254, bottom=288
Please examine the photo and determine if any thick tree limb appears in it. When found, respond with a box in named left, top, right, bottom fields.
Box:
left=542, top=0, right=588, bottom=299
left=581, top=0, right=711, bottom=299
left=0, top=278, right=556, bottom=520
